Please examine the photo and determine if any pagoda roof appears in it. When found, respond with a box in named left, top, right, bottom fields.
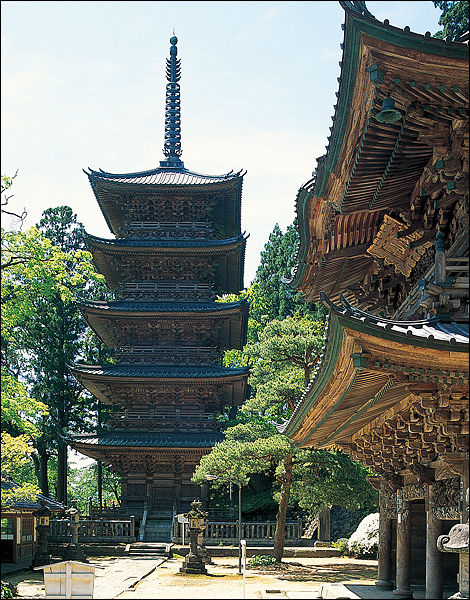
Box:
left=85, top=167, right=245, bottom=238
left=69, top=362, right=250, bottom=406
left=68, top=430, right=224, bottom=450
left=77, top=298, right=249, bottom=349
left=85, top=234, right=247, bottom=295
left=292, top=1, right=469, bottom=309
left=86, top=166, right=245, bottom=187
left=279, top=293, right=469, bottom=453
left=70, top=363, right=249, bottom=379
left=85, top=232, right=247, bottom=251
left=77, top=298, right=248, bottom=313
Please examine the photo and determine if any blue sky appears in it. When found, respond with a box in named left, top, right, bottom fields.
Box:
left=2, top=1, right=442, bottom=285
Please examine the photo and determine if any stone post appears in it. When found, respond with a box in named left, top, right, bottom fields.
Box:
left=64, top=501, right=87, bottom=563
left=32, top=501, right=52, bottom=568
left=314, top=506, right=331, bottom=548
left=394, top=489, right=413, bottom=598
left=425, top=484, right=443, bottom=599
left=437, top=523, right=469, bottom=599
left=130, top=515, right=135, bottom=539
left=179, top=500, right=208, bottom=575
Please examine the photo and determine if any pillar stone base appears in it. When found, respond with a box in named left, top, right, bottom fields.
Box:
left=179, top=552, right=208, bottom=575
left=375, top=578, right=394, bottom=589
left=393, top=587, right=413, bottom=598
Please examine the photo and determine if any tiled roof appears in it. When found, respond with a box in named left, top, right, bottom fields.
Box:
left=278, top=292, right=469, bottom=436
left=77, top=299, right=249, bottom=313
left=1, top=481, right=66, bottom=512
left=70, top=363, right=249, bottom=378
left=69, top=430, right=224, bottom=448
left=322, top=293, right=469, bottom=345
left=85, top=233, right=247, bottom=249
left=86, top=167, right=245, bottom=186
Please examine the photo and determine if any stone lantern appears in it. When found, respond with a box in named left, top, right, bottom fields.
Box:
left=437, top=523, right=469, bottom=599
left=64, top=500, right=87, bottom=563
left=179, top=499, right=208, bottom=575
left=32, top=500, right=52, bottom=567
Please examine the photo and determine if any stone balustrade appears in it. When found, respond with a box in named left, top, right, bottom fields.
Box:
left=173, top=519, right=303, bottom=546
left=49, top=517, right=136, bottom=543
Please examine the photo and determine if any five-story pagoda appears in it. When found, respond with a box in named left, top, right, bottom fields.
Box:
left=68, top=36, right=250, bottom=527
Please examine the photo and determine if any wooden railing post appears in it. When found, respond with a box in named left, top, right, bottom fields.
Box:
left=130, top=515, right=135, bottom=538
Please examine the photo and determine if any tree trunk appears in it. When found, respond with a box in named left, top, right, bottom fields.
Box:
left=98, top=461, right=103, bottom=508
left=56, top=439, right=67, bottom=505
left=273, top=452, right=293, bottom=562
left=33, top=447, right=49, bottom=497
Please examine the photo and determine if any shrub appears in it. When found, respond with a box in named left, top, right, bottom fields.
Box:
left=347, top=513, right=379, bottom=559
left=248, top=554, right=277, bottom=567
left=331, top=537, right=349, bottom=555
left=1, top=582, right=17, bottom=599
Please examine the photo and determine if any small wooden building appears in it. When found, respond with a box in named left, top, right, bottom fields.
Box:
left=1, top=481, right=65, bottom=563
left=281, top=2, right=468, bottom=598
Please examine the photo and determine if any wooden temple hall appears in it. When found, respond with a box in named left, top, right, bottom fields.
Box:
left=280, top=2, right=469, bottom=599
left=67, top=36, right=250, bottom=528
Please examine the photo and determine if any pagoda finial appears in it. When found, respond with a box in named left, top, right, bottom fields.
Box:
left=160, top=34, right=185, bottom=169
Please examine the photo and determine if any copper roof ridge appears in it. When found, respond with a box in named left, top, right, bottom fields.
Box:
left=84, top=166, right=246, bottom=181
left=75, top=298, right=249, bottom=311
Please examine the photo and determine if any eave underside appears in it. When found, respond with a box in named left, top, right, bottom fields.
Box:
left=88, top=175, right=244, bottom=240
left=87, top=238, right=246, bottom=295
left=69, top=367, right=249, bottom=408
left=283, top=309, right=469, bottom=477
left=292, top=16, right=469, bottom=314
left=79, top=302, right=249, bottom=350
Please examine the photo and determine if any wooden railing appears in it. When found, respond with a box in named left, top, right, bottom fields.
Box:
left=49, top=517, right=136, bottom=543
left=172, top=519, right=303, bottom=546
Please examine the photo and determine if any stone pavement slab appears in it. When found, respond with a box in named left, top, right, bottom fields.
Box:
left=93, top=556, right=165, bottom=599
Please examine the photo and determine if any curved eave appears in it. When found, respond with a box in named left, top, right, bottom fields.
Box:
left=85, top=168, right=245, bottom=238
left=77, top=300, right=249, bottom=350
left=69, top=363, right=250, bottom=406
left=84, top=233, right=247, bottom=252
left=67, top=431, right=224, bottom=457
left=280, top=299, right=468, bottom=448
left=293, top=5, right=468, bottom=294
left=315, top=4, right=469, bottom=203
left=85, top=234, right=247, bottom=294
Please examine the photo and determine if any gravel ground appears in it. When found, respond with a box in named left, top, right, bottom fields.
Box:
left=3, top=555, right=379, bottom=599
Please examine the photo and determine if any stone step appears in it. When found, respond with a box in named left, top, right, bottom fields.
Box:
left=127, top=542, right=173, bottom=557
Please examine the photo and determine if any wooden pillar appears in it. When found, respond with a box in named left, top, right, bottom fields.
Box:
left=318, top=507, right=331, bottom=542
left=394, top=489, right=413, bottom=598
left=201, top=481, right=209, bottom=509
left=434, top=230, right=446, bottom=285
left=426, top=484, right=443, bottom=599
left=120, top=474, right=128, bottom=512
left=376, top=506, right=393, bottom=589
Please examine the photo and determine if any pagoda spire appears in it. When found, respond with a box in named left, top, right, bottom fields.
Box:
left=160, top=35, right=185, bottom=169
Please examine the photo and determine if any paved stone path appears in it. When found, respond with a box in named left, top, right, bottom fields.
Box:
left=3, top=554, right=460, bottom=599
left=92, top=556, right=165, bottom=598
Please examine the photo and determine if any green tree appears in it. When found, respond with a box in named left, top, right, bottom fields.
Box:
left=68, top=463, right=121, bottom=515
left=1, top=171, right=26, bottom=229
left=243, top=315, right=325, bottom=420
left=193, top=313, right=377, bottom=561
left=252, top=221, right=309, bottom=322
left=0, top=374, right=47, bottom=506
left=1, top=209, right=106, bottom=503
left=433, top=1, right=469, bottom=39
left=193, top=421, right=377, bottom=561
